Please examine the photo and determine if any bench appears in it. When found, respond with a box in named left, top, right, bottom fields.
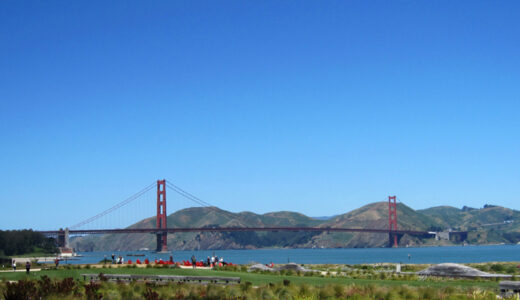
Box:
left=499, top=281, right=520, bottom=298
left=81, top=273, right=241, bottom=285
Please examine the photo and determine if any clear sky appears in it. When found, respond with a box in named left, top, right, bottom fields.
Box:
left=1, top=1, right=519, bottom=230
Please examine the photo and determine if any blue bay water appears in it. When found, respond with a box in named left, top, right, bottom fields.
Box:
left=62, top=245, right=520, bottom=265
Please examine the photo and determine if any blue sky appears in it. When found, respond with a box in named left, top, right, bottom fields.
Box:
left=1, top=1, right=519, bottom=230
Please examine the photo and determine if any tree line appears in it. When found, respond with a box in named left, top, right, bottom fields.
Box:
left=0, top=230, right=57, bottom=256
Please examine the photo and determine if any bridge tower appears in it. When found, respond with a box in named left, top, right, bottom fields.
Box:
left=156, top=179, right=168, bottom=252
left=57, top=228, right=70, bottom=248
left=388, top=196, right=398, bottom=247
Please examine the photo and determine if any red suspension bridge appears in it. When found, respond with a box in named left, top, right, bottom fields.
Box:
left=38, top=180, right=467, bottom=251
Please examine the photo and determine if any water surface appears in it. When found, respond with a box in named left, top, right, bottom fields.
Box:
left=60, top=245, right=520, bottom=265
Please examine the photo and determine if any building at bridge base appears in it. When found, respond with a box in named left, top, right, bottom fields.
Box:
left=57, top=228, right=75, bottom=256
left=156, top=179, right=168, bottom=252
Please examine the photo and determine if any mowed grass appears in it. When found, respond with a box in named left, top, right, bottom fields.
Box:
left=0, top=267, right=500, bottom=290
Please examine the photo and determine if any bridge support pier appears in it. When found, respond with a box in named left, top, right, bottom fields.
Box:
left=156, top=180, right=168, bottom=252
left=388, top=232, right=403, bottom=248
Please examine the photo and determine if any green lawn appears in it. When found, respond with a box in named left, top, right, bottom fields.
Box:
left=0, top=267, right=500, bottom=290
left=7, top=246, right=57, bottom=258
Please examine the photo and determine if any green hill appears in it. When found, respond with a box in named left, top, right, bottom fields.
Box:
left=71, top=203, right=520, bottom=251
left=297, top=202, right=441, bottom=248
left=419, top=205, right=520, bottom=244
left=71, top=207, right=324, bottom=251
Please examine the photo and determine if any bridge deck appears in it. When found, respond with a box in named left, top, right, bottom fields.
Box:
left=40, top=227, right=440, bottom=235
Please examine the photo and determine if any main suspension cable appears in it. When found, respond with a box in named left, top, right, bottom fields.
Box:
left=165, top=180, right=238, bottom=220
left=69, top=182, right=156, bottom=229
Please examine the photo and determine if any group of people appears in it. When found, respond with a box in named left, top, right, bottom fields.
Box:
left=189, top=254, right=226, bottom=268
left=11, top=260, right=31, bottom=274
left=111, top=253, right=125, bottom=264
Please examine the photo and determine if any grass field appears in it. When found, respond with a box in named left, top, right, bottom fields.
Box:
left=2, top=264, right=514, bottom=299
left=0, top=266, right=501, bottom=290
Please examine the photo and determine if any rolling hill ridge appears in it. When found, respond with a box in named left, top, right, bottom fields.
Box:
left=71, top=202, right=520, bottom=251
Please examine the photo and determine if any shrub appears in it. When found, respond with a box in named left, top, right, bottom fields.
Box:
left=54, top=277, right=77, bottom=295
left=333, top=284, right=344, bottom=298
left=298, top=283, right=311, bottom=298
left=84, top=282, right=102, bottom=300
left=3, top=280, right=38, bottom=299
left=317, top=286, right=334, bottom=300
left=98, top=273, right=108, bottom=282
left=260, top=288, right=277, bottom=300
left=143, top=287, right=160, bottom=300
left=240, top=281, right=253, bottom=293
left=490, top=264, right=505, bottom=272
left=277, top=287, right=293, bottom=300
left=418, top=287, right=436, bottom=300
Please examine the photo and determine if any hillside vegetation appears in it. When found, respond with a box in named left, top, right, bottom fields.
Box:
left=71, top=203, right=520, bottom=251
left=0, top=230, right=57, bottom=257
left=419, top=205, right=520, bottom=244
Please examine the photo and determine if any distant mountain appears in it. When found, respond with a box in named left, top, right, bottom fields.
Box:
left=72, top=207, right=324, bottom=251
left=71, top=203, right=520, bottom=251
left=419, top=205, right=520, bottom=244
left=301, top=202, right=441, bottom=248
left=311, top=215, right=338, bottom=221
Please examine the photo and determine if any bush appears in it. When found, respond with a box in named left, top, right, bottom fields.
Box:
left=333, top=284, right=344, bottom=298
left=3, top=280, right=38, bottom=299
left=317, top=286, right=334, bottom=300
left=2, top=277, right=79, bottom=299
left=0, top=272, right=500, bottom=300
left=143, top=287, right=160, bottom=300
left=84, top=282, right=102, bottom=300
left=490, top=264, right=505, bottom=272
left=240, top=281, right=253, bottom=293
left=298, top=283, right=311, bottom=298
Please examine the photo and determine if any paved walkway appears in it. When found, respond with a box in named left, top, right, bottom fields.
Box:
left=0, top=269, right=42, bottom=273
left=10, top=257, right=56, bottom=264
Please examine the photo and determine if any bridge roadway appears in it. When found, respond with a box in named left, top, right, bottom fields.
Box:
left=38, top=227, right=436, bottom=236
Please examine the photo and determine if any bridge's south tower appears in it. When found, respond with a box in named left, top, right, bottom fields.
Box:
left=156, top=179, right=168, bottom=252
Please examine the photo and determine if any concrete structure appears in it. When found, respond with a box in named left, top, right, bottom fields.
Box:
left=417, top=263, right=511, bottom=278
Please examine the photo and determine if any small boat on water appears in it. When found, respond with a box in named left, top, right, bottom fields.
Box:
left=127, top=254, right=145, bottom=257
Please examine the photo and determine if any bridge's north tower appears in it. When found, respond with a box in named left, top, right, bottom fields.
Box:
left=156, top=179, right=168, bottom=252
left=388, top=196, right=398, bottom=247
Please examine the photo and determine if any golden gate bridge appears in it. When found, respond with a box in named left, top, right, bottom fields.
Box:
left=38, top=180, right=467, bottom=251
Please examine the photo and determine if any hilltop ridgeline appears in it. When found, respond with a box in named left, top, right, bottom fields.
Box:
left=71, top=202, right=520, bottom=251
